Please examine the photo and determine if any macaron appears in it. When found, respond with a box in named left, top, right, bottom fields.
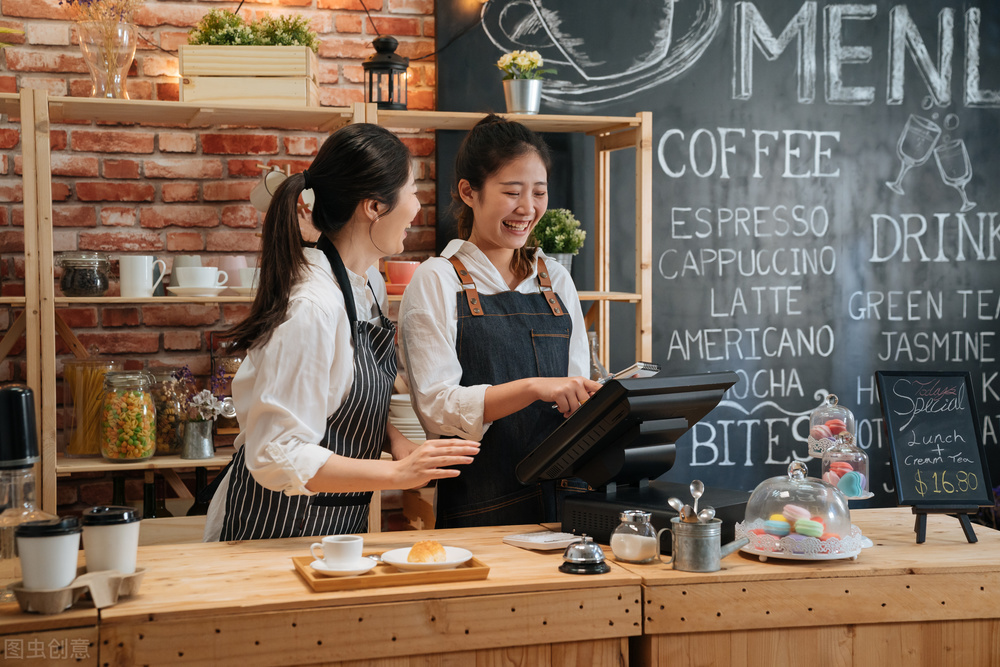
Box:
left=820, top=532, right=841, bottom=541
left=786, top=534, right=810, bottom=553
left=838, top=470, right=865, bottom=497
left=764, top=519, right=791, bottom=536
left=810, top=515, right=826, bottom=526
left=810, top=424, right=833, bottom=440
left=826, top=419, right=848, bottom=435
left=829, top=461, right=855, bottom=475
left=782, top=504, right=811, bottom=522
left=794, top=519, right=824, bottom=537
left=822, top=471, right=841, bottom=486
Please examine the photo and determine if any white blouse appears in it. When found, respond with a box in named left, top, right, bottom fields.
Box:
left=204, top=247, right=387, bottom=541
left=398, top=239, right=589, bottom=443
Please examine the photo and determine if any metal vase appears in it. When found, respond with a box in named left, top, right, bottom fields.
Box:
left=549, top=253, right=574, bottom=273
left=180, top=420, right=214, bottom=459
left=503, top=79, right=542, bottom=115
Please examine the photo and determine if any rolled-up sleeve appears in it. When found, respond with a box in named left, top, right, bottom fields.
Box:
left=399, top=263, right=491, bottom=441
left=232, top=296, right=353, bottom=495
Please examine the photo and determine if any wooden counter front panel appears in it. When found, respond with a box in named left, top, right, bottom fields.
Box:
left=99, top=586, right=642, bottom=666
left=637, top=620, right=1000, bottom=667
left=643, top=571, right=1000, bottom=634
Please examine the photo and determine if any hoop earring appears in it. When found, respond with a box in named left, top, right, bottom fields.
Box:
left=368, top=214, right=392, bottom=256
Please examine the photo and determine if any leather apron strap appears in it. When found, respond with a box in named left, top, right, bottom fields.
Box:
left=448, top=254, right=564, bottom=317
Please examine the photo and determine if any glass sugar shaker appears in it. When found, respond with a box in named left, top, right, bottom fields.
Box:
left=610, top=509, right=664, bottom=563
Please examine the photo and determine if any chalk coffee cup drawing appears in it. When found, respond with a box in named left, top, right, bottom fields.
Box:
left=173, top=266, right=228, bottom=289
left=310, top=534, right=363, bottom=567
left=119, top=255, right=167, bottom=299
left=239, top=267, right=261, bottom=289
left=16, top=517, right=82, bottom=591
left=250, top=169, right=288, bottom=212
left=81, top=505, right=141, bottom=575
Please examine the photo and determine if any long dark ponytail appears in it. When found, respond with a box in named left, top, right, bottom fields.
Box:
left=224, top=123, right=411, bottom=354
left=451, top=114, right=552, bottom=281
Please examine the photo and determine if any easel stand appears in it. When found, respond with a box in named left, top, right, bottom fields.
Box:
left=912, top=506, right=979, bottom=544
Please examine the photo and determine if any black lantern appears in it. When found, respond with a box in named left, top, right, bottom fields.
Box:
left=362, top=36, right=409, bottom=110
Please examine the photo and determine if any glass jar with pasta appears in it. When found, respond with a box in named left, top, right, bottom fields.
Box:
left=100, top=371, right=156, bottom=462
left=63, top=359, right=124, bottom=457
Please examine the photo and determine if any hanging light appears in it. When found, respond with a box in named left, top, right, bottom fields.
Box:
left=362, top=36, right=409, bottom=110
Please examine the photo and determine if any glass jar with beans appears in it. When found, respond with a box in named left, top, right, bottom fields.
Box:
left=100, top=371, right=157, bottom=462
left=148, top=367, right=192, bottom=455
left=57, top=252, right=110, bottom=297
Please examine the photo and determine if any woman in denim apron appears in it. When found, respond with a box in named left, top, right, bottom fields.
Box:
left=400, top=116, right=602, bottom=528
left=203, top=124, right=478, bottom=541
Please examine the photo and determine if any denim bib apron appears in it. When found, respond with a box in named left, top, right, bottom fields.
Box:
left=220, top=237, right=395, bottom=540
left=435, top=255, right=575, bottom=528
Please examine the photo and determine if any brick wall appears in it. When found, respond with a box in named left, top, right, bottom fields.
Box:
left=0, top=0, right=438, bottom=519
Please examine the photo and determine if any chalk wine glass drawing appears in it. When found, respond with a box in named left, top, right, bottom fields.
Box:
left=481, top=0, right=723, bottom=107
left=885, top=114, right=942, bottom=195
left=933, top=139, right=977, bottom=212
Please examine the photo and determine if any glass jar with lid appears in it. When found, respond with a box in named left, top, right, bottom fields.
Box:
left=610, top=509, right=663, bottom=563
left=822, top=441, right=872, bottom=499
left=148, top=367, right=190, bottom=455
left=57, top=252, right=110, bottom=297
left=807, top=394, right=856, bottom=458
left=63, top=359, right=123, bottom=457
left=100, top=371, right=156, bottom=462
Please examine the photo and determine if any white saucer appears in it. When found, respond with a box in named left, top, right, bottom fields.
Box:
left=309, top=557, right=377, bottom=577
left=232, top=286, right=257, bottom=296
left=380, top=546, right=472, bottom=571
left=166, top=286, right=226, bottom=298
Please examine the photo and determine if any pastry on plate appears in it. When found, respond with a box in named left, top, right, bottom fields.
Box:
left=408, top=540, right=447, bottom=563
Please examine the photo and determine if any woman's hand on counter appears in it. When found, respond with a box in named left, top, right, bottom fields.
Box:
left=394, top=439, right=480, bottom=489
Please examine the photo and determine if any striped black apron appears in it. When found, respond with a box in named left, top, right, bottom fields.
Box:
left=220, top=237, right=395, bottom=540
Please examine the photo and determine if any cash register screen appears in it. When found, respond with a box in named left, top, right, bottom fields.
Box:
left=515, top=372, right=739, bottom=489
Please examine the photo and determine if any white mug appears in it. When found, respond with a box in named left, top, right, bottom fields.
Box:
left=310, top=534, right=363, bottom=566
left=174, top=266, right=228, bottom=289
left=250, top=169, right=288, bottom=212
left=239, top=267, right=261, bottom=288
left=119, top=255, right=166, bottom=299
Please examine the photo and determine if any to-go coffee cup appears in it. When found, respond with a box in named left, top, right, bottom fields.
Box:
left=81, top=505, right=141, bottom=574
left=310, top=534, right=363, bottom=566
left=16, top=517, right=82, bottom=590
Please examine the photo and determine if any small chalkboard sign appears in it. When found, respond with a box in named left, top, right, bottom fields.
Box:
left=876, top=371, right=995, bottom=543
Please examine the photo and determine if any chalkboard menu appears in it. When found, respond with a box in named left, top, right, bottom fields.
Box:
left=876, top=371, right=994, bottom=507
left=436, top=1, right=1000, bottom=503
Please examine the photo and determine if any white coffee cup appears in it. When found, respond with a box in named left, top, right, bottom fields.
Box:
left=81, top=505, right=141, bottom=575
left=174, top=266, right=228, bottom=289
left=172, top=255, right=203, bottom=270
left=16, top=517, right=82, bottom=590
left=310, top=534, right=363, bottom=566
left=119, top=255, right=166, bottom=299
left=239, top=267, right=261, bottom=288
left=250, top=169, right=288, bottom=212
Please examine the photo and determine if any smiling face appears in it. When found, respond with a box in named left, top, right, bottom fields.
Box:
left=370, top=166, right=420, bottom=257
left=460, top=152, right=549, bottom=256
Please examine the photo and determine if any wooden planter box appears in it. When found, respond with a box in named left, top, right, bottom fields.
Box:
left=179, top=45, right=319, bottom=107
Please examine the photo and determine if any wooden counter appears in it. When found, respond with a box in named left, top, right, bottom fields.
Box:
left=0, top=604, right=98, bottom=665
left=620, top=507, right=1000, bottom=667
left=100, top=524, right=642, bottom=665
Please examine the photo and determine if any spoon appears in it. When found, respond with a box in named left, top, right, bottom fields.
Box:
left=697, top=507, right=716, bottom=524
left=667, top=497, right=685, bottom=516
left=690, top=479, right=705, bottom=514
left=682, top=504, right=697, bottom=522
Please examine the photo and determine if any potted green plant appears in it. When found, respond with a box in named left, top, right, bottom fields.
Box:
left=531, top=208, right=586, bottom=273
left=180, top=9, right=321, bottom=107
left=496, top=49, right=555, bottom=115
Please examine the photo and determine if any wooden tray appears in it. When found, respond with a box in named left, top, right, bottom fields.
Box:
left=292, top=553, right=490, bottom=592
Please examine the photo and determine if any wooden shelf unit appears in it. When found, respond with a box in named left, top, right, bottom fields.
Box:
left=22, top=90, right=652, bottom=515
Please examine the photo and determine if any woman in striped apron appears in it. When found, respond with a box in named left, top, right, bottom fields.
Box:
left=399, top=116, right=602, bottom=528
left=203, top=124, right=478, bottom=542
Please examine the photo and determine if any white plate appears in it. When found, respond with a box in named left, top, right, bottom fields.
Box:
left=232, top=286, right=257, bottom=296
left=740, top=545, right=861, bottom=561
left=380, top=546, right=472, bottom=571
left=166, top=286, right=226, bottom=298
left=309, top=557, right=378, bottom=577
left=846, top=491, right=875, bottom=501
